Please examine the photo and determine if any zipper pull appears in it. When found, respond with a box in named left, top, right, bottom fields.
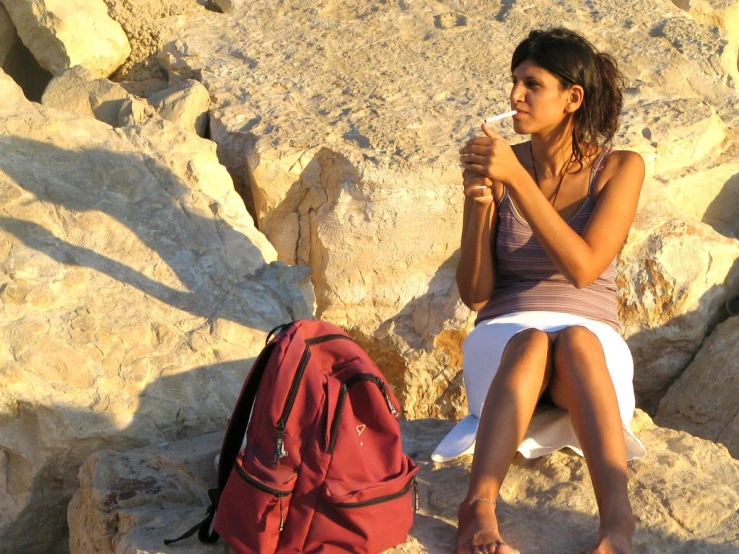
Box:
left=274, top=430, right=288, bottom=465
left=279, top=496, right=285, bottom=532
left=381, top=383, right=399, bottom=417
left=413, top=479, right=419, bottom=513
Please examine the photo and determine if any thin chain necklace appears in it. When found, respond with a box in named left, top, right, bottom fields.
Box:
left=529, top=142, right=567, bottom=208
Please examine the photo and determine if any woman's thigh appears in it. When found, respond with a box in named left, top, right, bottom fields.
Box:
left=463, top=321, right=551, bottom=416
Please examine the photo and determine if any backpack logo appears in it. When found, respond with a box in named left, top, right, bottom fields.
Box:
left=356, top=424, right=366, bottom=437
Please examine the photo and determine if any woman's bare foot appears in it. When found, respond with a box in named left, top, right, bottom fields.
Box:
left=588, top=512, right=635, bottom=554
left=456, top=498, right=511, bottom=554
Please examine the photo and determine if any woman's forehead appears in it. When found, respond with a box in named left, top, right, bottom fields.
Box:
left=512, top=60, right=556, bottom=80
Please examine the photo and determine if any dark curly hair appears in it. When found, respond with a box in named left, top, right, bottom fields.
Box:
left=511, top=28, right=626, bottom=169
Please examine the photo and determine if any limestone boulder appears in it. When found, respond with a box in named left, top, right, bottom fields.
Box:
left=41, top=65, right=133, bottom=127
left=656, top=14, right=738, bottom=86
left=2, top=0, right=131, bottom=77
left=618, top=214, right=739, bottom=413
left=644, top=150, right=739, bottom=238
left=117, top=96, right=163, bottom=127
left=147, top=79, right=211, bottom=136
left=69, top=412, right=739, bottom=553
left=0, top=3, right=17, bottom=66
left=615, top=98, right=726, bottom=177
left=656, top=316, right=739, bottom=457
left=670, top=1, right=739, bottom=82
left=0, top=69, right=314, bottom=554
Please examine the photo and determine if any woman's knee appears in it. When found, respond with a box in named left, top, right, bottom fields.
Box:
left=497, top=328, right=551, bottom=377
left=503, top=328, right=550, bottom=357
left=552, top=325, right=606, bottom=380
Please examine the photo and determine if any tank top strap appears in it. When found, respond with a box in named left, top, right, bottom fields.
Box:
left=588, top=147, right=613, bottom=197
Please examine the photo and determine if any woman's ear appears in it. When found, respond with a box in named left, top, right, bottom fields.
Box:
left=565, top=85, right=584, bottom=113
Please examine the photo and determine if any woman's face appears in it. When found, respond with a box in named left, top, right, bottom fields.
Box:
left=509, top=59, right=575, bottom=136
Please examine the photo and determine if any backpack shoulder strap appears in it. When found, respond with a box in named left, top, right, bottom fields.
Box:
left=164, top=328, right=284, bottom=546
left=217, top=339, right=277, bottom=489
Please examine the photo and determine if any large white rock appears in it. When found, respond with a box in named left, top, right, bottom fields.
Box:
left=615, top=98, right=727, bottom=177
left=670, top=0, right=739, bottom=85
left=41, top=65, right=133, bottom=127
left=155, top=0, right=739, bottom=420
left=0, top=3, right=17, bottom=66
left=69, top=412, right=739, bottom=553
left=2, top=0, right=131, bottom=77
left=619, top=214, right=739, bottom=413
left=656, top=316, right=739, bottom=457
left=0, top=69, right=314, bottom=553
left=147, top=79, right=211, bottom=136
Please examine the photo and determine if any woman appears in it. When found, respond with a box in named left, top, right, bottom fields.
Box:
left=434, top=29, right=646, bottom=554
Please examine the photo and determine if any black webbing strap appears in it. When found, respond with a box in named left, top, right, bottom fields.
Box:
left=163, top=489, right=220, bottom=545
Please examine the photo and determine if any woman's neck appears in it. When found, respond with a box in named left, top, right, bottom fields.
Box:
left=529, top=131, right=575, bottom=179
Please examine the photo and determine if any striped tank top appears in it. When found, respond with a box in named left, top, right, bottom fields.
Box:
left=475, top=148, right=620, bottom=331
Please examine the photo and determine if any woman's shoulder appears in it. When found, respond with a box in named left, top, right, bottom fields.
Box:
left=602, top=148, right=645, bottom=172
left=592, top=148, right=645, bottom=197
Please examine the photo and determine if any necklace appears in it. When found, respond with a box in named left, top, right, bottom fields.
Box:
left=529, top=142, right=566, bottom=208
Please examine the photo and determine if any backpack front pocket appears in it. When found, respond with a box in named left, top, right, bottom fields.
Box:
left=215, top=449, right=297, bottom=554
left=303, top=455, right=419, bottom=553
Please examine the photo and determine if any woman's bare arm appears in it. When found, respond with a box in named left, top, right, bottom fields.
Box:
left=506, top=150, right=644, bottom=287
left=456, top=176, right=501, bottom=310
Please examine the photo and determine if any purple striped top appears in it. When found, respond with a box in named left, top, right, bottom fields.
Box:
left=475, top=149, right=620, bottom=331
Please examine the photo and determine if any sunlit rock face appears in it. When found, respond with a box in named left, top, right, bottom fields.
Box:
left=656, top=315, right=739, bottom=457
left=0, top=69, right=314, bottom=553
left=1, top=0, right=131, bottom=77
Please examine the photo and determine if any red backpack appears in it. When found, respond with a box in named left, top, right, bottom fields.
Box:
left=166, top=319, right=418, bottom=553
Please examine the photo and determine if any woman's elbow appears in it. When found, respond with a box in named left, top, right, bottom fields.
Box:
left=568, top=269, right=598, bottom=289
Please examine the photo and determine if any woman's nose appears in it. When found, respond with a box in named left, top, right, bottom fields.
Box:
left=509, top=83, right=524, bottom=103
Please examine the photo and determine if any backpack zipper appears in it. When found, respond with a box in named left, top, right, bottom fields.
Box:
left=344, top=373, right=399, bottom=417
left=234, top=463, right=294, bottom=498
left=332, top=477, right=417, bottom=509
left=327, top=384, right=348, bottom=454
left=234, top=463, right=292, bottom=532
left=273, top=334, right=353, bottom=464
left=327, top=373, right=399, bottom=454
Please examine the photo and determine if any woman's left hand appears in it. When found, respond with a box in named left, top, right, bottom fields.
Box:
left=459, top=124, right=526, bottom=186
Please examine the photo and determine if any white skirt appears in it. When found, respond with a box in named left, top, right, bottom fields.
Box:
left=431, top=311, right=646, bottom=462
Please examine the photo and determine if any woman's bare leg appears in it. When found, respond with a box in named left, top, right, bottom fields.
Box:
left=548, top=326, right=635, bottom=554
left=457, top=328, right=554, bottom=554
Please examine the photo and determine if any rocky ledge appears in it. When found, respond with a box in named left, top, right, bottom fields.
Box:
left=68, top=412, right=739, bottom=554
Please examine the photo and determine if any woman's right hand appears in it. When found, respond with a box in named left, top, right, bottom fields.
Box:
left=462, top=169, right=494, bottom=201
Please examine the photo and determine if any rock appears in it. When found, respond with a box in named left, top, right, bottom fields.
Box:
left=206, top=0, right=233, bottom=14
left=147, top=79, right=211, bottom=136
left=619, top=214, right=739, bottom=413
left=102, top=0, right=205, bottom=82
left=616, top=98, right=727, bottom=177
left=117, top=96, right=162, bottom=127
left=656, top=316, right=739, bottom=457
left=656, top=15, right=738, bottom=85
left=670, top=0, right=739, bottom=80
left=68, top=433, right=229, bottom=554
left=2, top=0, right=131, bottom=77
left=0, top=3, right=17, bottom=66
left=69, top=413, right=739, bottom=553
left=0, top=69, right=314, bottom=554
left=41, top=65, right=133, bottom=127
left=649, top=158, right=739, bottom=238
